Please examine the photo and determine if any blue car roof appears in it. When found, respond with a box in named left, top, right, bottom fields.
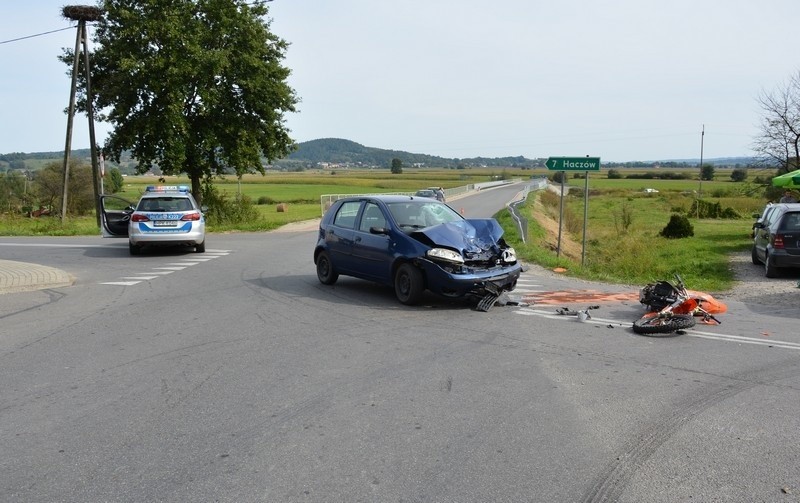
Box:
left=339, top=195, right=422, bottom=203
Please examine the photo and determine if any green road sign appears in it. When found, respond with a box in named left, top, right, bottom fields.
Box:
left=546, top=156, right=601, bottom=171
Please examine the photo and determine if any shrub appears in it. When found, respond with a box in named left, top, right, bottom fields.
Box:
left=688, top=199, right=742, bottom=219
left=730, top=168, right=748, bottom=182
left=660, top=214, right=694, bottom=239
left=201, top=183, right=260, bottom=226
left=613, top=201, right=634, bottom=235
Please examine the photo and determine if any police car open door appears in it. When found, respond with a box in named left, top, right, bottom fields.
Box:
left=99, top=195, right=134, bottom=237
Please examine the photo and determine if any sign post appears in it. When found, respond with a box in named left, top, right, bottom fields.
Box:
left=546, top=156, right=601, bottom=264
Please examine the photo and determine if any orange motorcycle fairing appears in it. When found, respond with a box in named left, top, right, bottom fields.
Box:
left=686, top=290, right=728, bottom=314
left=671, top=298, right=699, bottom=315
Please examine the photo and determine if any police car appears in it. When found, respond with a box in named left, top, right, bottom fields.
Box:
left=100, top=185, right=206, bottom=255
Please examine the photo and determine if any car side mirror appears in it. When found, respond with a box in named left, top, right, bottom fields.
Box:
left=126, top=205, right=135, bottom=212
left=201, top=205, right=208, bottom=213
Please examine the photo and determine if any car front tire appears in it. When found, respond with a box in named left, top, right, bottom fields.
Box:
left=316, top=251, right=339, bottom=285
left=394, top=263, right=423, bottom=305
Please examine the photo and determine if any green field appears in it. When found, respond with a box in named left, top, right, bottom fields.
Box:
left=512, top=187, right=756, bottom=291
left=1, top=167, right=773, bottom=291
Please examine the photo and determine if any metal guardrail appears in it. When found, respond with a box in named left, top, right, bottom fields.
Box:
left=506, top=177, right=548, bottom=243
left=319, top=179, right=524, bottom=217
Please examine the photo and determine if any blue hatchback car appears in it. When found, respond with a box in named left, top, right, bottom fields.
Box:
left=314, top=195, right=522, bottom=308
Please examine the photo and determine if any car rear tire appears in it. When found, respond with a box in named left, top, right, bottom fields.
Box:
left=765, top=252, right=779, bottom=278
left=751, top=245, right=761, bottom=265
left=316, top=251, right=339, bottom=285
left=195, top=241, right=206, bottom=253
left=129, top=242, right=141, bottom=256
left=394, top=263, right=423, bottom=305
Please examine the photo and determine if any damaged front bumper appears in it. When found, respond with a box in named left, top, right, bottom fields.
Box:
left=415, top=257, right=522, bottom=306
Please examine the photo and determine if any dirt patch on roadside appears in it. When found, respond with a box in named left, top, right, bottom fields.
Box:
left=527, top=192, right=583, bottom=261
left=721, top=250, right=800, bottom=306
left=273, top=219, right=321, bottom=232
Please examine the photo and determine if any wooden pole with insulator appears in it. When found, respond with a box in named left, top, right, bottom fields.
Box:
left=60, top=6, right=103, bottom=224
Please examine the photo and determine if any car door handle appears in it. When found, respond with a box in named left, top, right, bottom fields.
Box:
left=355, top=236, right=362, bottom=243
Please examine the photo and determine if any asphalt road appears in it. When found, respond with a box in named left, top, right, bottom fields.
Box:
left=1, top=183, right=799, bottom=502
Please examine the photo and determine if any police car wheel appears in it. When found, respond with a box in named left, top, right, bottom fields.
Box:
left=195, top=241, right=206, bottom=253
left=129, top=242, right=141, bottom=255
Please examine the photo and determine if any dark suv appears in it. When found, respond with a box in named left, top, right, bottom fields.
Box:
left=751, top=203, right=800, bottom=277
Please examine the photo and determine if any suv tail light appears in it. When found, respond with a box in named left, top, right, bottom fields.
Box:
left=131, top=214, right=150, bottom=222
left=181, top=211, right=202, bottom=221
left=773, top=234, right=785, bottom=249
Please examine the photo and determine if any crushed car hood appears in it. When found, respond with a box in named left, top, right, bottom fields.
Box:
left=411, top=219, right=505, bottom=253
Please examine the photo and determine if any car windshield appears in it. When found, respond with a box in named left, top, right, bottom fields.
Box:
left=386, top=201, right=462, bottom=230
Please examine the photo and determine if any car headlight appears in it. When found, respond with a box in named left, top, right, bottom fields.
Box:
left=502, top=248, right=517, bottom=263
left=427, top=247, right=464, bottom=264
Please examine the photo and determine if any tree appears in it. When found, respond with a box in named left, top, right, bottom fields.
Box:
left=34, top=161, right=95, bottom=215
left=607, top=169, right=622, bottom=179
left=65, top=0, right=298, bottom=205
left=700, top=164, right=715, bottom=181
left=106, top=167, right=124, bottom=193
left=0, top=171, right=28, bottom=212
left=753, top=71, right=800, bottom=174
left=391, top=158, right=403, bottom=174
left=730, top=168, right=748, bottom=182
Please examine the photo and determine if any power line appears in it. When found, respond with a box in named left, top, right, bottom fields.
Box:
left=2, top=1, right=274, bottom=46
left=0, top=26, right=75, bottom=45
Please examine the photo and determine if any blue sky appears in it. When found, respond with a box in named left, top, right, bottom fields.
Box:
left=2, top=1, right=798, bottom=161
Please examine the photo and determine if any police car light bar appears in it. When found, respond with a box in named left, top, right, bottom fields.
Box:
left=145, top=185, right=190, bottom=193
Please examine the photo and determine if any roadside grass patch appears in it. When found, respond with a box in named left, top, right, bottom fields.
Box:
left=502, top=188, right=755, bottom=292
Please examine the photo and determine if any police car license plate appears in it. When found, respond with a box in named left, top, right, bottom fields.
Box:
left=153, top=220, right=176, bottom=227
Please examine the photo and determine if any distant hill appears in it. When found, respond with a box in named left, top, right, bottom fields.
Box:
left=282, top=139, right=758, bottom=169
left=1, top=140, right=759, bottom=171
left=282, top=138, right=541, bottom=168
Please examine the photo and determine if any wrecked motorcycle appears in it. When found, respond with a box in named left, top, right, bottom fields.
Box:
left=633, top=274, right=727, bottom=335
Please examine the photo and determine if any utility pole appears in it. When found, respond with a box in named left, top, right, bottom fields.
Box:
left=60, top=5, right=103, bottom=225
left=697, top=124, right=705, bottom=218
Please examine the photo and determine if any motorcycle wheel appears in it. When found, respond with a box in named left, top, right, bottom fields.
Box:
left=632, top=313, right=696, bottom=335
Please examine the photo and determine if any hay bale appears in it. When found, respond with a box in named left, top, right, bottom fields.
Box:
left=276, top=203, right=288, bottom=213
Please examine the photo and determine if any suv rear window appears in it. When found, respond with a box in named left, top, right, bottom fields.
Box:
left=780, top=212, right=800, bottom=231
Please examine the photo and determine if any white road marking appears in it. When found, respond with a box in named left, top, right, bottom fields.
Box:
left=99, top=251, right=232, bottom=286
left=515, top=307, right=800, bottom=351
